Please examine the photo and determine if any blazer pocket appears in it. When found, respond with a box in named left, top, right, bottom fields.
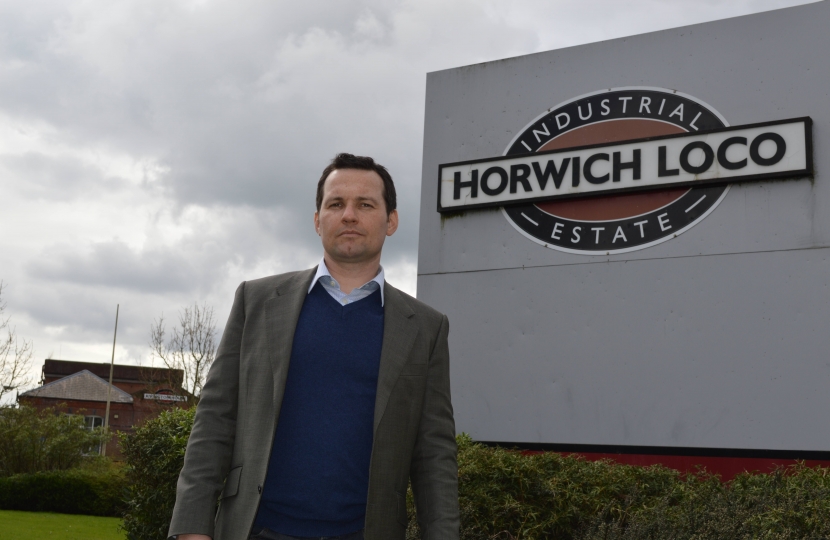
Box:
left=219, top=466, right=242, bottom=500
left=399, top=363, right=427, bottom=377
left=395, top=491, right=408, bottom=527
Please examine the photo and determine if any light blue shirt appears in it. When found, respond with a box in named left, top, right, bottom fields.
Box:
left=308, top=258, right=385, bottom=307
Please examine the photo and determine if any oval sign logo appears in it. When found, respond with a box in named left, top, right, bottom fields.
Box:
left=501, top=87, right=730, bottom=254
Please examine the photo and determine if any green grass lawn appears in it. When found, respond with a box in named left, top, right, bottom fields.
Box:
left=0, top=510, right=125, bottom=540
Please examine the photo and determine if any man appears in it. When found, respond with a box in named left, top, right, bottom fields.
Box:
left=169, top=153, right=459, bottom=540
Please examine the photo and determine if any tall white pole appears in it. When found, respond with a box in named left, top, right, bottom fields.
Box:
left=102, top=304, right=119, bottom=456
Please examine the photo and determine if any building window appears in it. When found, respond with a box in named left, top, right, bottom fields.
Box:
left=84, top=415, right=104, bottom=430
left=84, top=416, right=104, bottom=455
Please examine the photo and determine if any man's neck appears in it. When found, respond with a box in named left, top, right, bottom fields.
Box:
left=323, top=256, right=381, bottom=294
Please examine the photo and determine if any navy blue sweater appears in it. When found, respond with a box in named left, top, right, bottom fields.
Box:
left=254, top=282, right=384, bottom=536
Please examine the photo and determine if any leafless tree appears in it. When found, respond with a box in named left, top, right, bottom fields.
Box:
left=0, top=282, right=34, bottom=403
left=149, top=302, right=217, bottom=400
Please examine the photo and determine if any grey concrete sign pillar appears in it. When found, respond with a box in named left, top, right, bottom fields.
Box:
left=417, top=1, right=830, bottom=460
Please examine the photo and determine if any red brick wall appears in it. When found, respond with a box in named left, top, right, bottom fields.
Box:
left=18, top=393, right=189, bottom=460
left=24, top=361, right=190, bottom=460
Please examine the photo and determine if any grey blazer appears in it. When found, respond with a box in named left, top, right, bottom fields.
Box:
left=168, top=268, right=459, bottom=540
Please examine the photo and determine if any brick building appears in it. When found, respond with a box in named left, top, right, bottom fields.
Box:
left=18, top=359, right=190, bottom=458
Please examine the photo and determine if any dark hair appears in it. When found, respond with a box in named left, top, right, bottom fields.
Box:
left=316, top=153, right=397, bottom=215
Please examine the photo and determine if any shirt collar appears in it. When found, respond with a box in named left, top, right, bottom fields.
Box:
left=308, top=257, right=386, bottom=306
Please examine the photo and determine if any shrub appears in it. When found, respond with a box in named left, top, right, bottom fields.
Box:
left=117, top=415, right=830, bottom=540
left=0, top=405, right=108, bottom=476
left=407, top=437, right=830, bottom=540
left=444, top=434, right=679, bottom=540
left=577, top=464, right=830, bottom=540
left=120, top=406, right=195, bottom=540
left=0, top=466, right=126, bottom=516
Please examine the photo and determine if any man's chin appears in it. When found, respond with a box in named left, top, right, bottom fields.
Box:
left=327, top=247, right=379, bottom=264
left=330, top=245, right=358, bottom=256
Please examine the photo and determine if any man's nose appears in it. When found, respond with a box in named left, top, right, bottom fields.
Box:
left=342, top=203, right=358, bottom=222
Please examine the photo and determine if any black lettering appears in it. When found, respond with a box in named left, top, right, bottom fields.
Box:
left=613, top=149, right=641, bottom=182
left=572, top=156, right=580, bottom=187
left=480, top=167, right=509, bottom=196
left=679, top=141, right=714, bottom=174
left=583, top=153, right=610, bottom=184
left=717, top=137, right=747, bottom=170
left=658, top=146, right=679, bottom=177
left=453, top=170, right=478, bottom=200
left=750, top=132, right=786, bottom=166
left=532, top=159, right=570, bottom=190
left=510, top=164, right=532, bottom=193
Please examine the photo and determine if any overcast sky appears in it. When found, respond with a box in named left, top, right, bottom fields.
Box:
left=0, top=0, right=817, bottom=396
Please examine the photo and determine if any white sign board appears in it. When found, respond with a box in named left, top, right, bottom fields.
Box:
left=144, top=393, right=188, bottom=402
left=438, top=118, right=811, bottom=212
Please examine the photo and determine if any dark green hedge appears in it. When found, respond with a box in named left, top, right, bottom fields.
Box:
left=405, top=435, right=830, bottom=540
left=120, top=406, right=195, bottom=540
left=0, top=467, right=126, bottom=516
left=407, top=434, right=679, bottom=539
left=455, top=435, right=680, bottom=539
left=578, top=464, right=830, bottom=540
left=118, top=411, right=830, bottom=540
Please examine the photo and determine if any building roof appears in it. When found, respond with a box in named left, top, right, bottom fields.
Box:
left=42, top=359, right=183, bottom=386
left=20, top=369, right=134, bottom=403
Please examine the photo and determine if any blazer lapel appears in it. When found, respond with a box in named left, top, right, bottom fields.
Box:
left=373, top=283, right=418, bottom=433
left=265, top=268, right=316, bottom=410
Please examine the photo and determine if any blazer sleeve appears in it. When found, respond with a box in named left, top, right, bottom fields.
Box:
left=410, top=314, right=460, bottom=540
left=168, top=282, right=246, bottom=539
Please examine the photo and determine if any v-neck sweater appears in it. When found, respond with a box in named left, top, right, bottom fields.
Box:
left=254, top=281, right=384, bottom=537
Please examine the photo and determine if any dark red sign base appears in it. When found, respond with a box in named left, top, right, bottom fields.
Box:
left=482, top=441, right=830, bottom=480
left=542, top=452, right=830, bottom=481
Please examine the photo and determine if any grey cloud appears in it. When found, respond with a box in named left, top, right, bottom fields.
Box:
left=0, top=1, right=539, bottom=284
left=14, top=207, right=311, bottom=357
left=14, top=278, right=207, bottom=366
left=0, top=152, right=108, bottom=201
left=28, top=240, right=203, bottom=293
left=25, top=201, right=321, bottom=291
left=0, top=0, right=534, bottom=199
left=19, top=282, right=133, bottom=338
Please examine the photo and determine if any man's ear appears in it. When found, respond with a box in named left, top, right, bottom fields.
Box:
left=314, top=211, right=320, bottom=236
left=386, top=209, right=399, bottom=236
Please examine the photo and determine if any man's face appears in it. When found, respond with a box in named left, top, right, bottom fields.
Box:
left=314, top=168, right=398, bottom=265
